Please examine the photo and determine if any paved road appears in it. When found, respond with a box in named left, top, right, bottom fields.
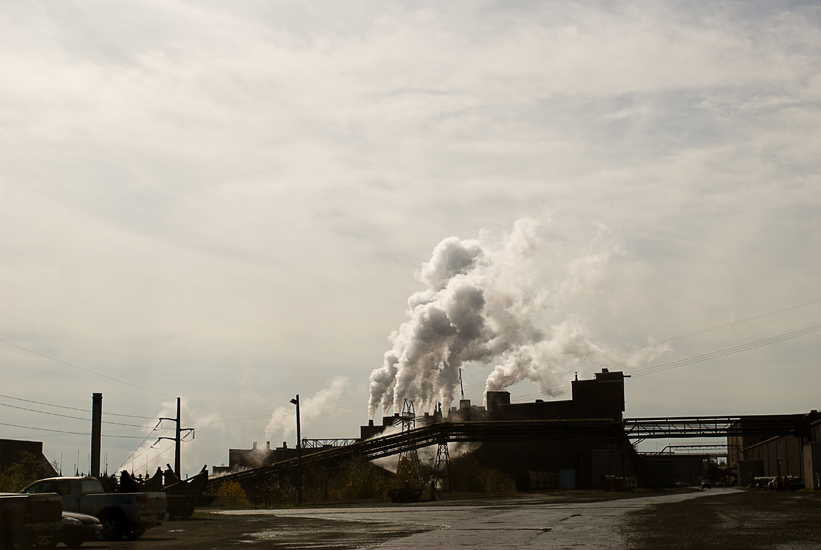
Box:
left=220, top=489, right=732, bottom=549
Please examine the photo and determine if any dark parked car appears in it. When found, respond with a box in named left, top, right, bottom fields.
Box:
left=700, top=479, right=712, bottom=489
left=32, top=511, right=102, bottom=548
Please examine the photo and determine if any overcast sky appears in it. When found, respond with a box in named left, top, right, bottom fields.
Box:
left=1, top=1, right=819, bottom=476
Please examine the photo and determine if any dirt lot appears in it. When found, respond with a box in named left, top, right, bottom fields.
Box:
left=621, top=489, right=821, bottom=550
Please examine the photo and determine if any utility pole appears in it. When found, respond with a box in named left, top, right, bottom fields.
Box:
left=159, top=397, right=194, bottom=477
left=290, top=395, right=303, bottom=505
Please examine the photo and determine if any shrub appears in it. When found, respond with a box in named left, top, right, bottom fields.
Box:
left=328, top=457, right=393, bottom=500
left=216, top=480, right=251, bottom=507
left=448, top=453, right=514, bottom=493
left=0, top=451, right=47, bottom=492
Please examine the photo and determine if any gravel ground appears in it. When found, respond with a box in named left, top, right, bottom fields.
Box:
left=621, top=489, right=821, bottom=550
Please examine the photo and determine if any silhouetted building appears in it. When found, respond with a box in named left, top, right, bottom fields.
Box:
left=217, top=441, right=322, bottom=474
left=0, top=438, right=59, bottom=477
left=361, top=369, right=631, bottom=489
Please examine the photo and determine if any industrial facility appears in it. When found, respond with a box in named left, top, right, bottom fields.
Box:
left=5, top=369, right=818, bottom=497
left=215, top=369, right=821, bottom=494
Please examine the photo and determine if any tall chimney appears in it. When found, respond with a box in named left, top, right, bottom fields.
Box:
left=90, top=393, right=102, bottom=477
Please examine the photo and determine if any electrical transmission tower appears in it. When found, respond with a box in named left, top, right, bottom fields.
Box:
left=431, top=403, right=452, bottom=494
left=395, top=399, right=424, bottom=488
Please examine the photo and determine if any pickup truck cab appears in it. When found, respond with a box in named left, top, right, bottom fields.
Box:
left=21, top=477, right=165, bottom=541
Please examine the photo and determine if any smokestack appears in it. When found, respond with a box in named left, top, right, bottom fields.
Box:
left=252, top=442, right=257, bottom=450
left=266, top=442, right=270, bottom=450
left=90, top=393, right=102, bottom=478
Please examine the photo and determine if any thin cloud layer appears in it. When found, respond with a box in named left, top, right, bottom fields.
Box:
left=0, top=1, right=819, bottom=473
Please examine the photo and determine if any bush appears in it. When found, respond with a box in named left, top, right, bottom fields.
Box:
left=216, top=480, right=251, bottom=507
left=328, top=457, right=394, bottom=500
left=0, top=451, right=47, bottom=492
left=250, top=457, right=396, bottom=506
left=448, top=453, right=515, bottom=494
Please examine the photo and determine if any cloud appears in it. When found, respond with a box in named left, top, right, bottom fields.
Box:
left=1, top=1, right=819, bottom=473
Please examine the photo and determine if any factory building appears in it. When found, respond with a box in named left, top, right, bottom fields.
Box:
left=216, top=369, right=821, bottom=491
left=362, top=369, right=632, bottom=489
left=0, top=438, right=59, bottom=477
left=728, top=411, right=821, bottom=489
left=215, top=441, right=322, bottom=474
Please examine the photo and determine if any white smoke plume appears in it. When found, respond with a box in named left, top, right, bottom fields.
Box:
left=368, top=218, right=661, bottom=418
left=265, top=376, right=349, bottom=444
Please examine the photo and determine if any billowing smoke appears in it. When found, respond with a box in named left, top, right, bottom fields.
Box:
left=368, top=218, right=661, bottom=418
left=265, top=376, right=349, bottom=444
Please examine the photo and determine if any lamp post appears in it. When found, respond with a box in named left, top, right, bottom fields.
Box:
left=290, top=395, right=303, bottom=505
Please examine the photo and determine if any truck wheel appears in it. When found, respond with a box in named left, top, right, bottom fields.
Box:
left=99, top=512, right=126, bottom=541
left=181, top=505, right=195, bottom=520
left=125, top=527, right=146, bottom=540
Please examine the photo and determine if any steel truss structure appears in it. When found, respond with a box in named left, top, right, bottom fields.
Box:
left=301, top=438, right=359, bottom=449
left=623, top=415, right=800, bottom=443
left=209, top=418, right=624, bottom=489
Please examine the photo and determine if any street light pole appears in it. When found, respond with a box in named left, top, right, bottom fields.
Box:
left=290, top=395, right=303, bottom=505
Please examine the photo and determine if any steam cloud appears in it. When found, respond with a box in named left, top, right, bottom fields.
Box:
left=265, top=376, right=349, bottom=443
left=368, top=218, right=660, bottom=419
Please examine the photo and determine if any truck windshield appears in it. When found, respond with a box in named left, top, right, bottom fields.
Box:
left=81, top=479, right=105, bottom=493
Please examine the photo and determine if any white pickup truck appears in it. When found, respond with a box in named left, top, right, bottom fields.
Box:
left=20, top=477, right=166, bottom=541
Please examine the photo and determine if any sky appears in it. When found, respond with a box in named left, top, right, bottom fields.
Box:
left=1, top=1, right=819, bottom=478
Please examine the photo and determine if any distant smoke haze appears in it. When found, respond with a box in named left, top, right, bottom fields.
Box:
left=265, top=376, right=349, bottom=444
left=368, top=218, right=665, bottom=419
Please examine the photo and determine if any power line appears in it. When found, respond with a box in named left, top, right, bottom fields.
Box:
left=628, top=323, right=821, bottom=378
left=0, top=340, right=175, bottom=398
left=124, top=443, right=176, bottom=475
left=467, top=296, right=821, bottom=390
left=0, top=402, right=155, bottom=428
left=0, top=422, right=146, bottom=439
left=0, top=394, right=89, bottom=413
left=510, top=321, right=821, bottom=403
left=0, top=394, right=155, bottom=419
left=119, top=421, right=163, bottom=469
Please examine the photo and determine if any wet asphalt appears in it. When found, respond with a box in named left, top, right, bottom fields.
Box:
left=69, top=488, right=821, bottom=549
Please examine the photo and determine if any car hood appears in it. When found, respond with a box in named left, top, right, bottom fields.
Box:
left=63, top=511, right=102, bottom=525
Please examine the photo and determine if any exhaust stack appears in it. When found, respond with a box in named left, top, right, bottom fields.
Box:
left=91, top=393, right=102, bottom=477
